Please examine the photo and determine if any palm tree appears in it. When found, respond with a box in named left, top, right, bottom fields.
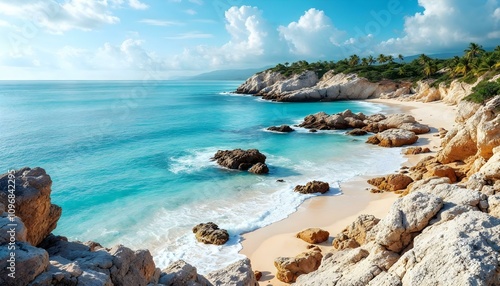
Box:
left=418, top=54, right=432, bottom=65
left=423, top=61, right=437, bottom=78
left=398, top=54, right=404, bottom=63
left=454, top=57, right=473, bottom=76
left=495, top=45, right=500, bottom=53
left=386, top=55, right=395, bottom=64
left=361, top=57, right=369, bottom=66
left=377, top=54, right=387, bottom=64
left=464, top=42, right=485, bottom=61
left=398, top=66, right=406, bottom=76
left=349, top=54, right=360, bottom=67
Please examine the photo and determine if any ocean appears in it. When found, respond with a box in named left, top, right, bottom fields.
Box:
left=0, top=80, right=405, bottom=273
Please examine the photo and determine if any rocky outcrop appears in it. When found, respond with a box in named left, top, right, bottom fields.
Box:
left=389, top=211, right=500, bottom=285
left=346, top=129, right=368, bottom=136
left=206, top=258, right=258, bottom=286
left=274, top=247, right=323, bottom=283
left=192, top=222, right=230, bottom=245
left=212, top=149, right=269, bottom=174
left=406, top=78, right=476, bottom=104
left=237, top=70, right=409, bottom=102
left=267, top=125, right=294, bottom=133
left=0, top=167, right=62, bottom=246
left=333, top=214, right=380, bottom=250
left=438, top=96, right=500, bottom=173
left=367, top=129, right=419, bottom=147
left=368, top=174, right=414, bottom=192
left=0, top=168, right=261, bottom=286
left=296, top=228, right=330, bottom=244
left=294, top=181, right=330, bottom=194
left=370, top=192, right=443, bottom=252
left=236, top=71, right=285, bottom=94
left=159, top=260, right=211, bottom=286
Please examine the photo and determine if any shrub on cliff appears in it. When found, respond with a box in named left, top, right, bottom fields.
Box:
left=464, top=79, right=500, bottom=103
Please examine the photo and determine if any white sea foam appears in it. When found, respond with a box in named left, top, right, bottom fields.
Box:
left=168, top=148, right=218, bottom=174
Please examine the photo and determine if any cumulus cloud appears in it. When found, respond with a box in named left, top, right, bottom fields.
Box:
left=129, top=0, right=149, bottom=10
left=278, top=8, right=343, bottom=57
left=378, top=0, right=500, bottom=54
left=0, top=0, right=120, bottom=34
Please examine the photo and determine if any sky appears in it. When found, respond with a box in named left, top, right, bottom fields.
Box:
left=0, top=0, right=499, bottom=80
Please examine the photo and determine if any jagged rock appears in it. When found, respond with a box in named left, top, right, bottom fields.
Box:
left=294, top=181, right=329, bottom=194
left=212, top=149, right=267, bottom=172
left=296, top=228, right=330, bottom=244
left=346, top=129, right=368, bottom=136
left=398, top=123, right=431, bottom=134
left=236, top=71, right=285, bottom=94
left=367, top=174, right=413, bottom=192
left=403, top=146, right=431, bottom=155
left=488, top=195, right=500, bottom=218
left=371, top=192, right=443, bottom=252
left=109, top=245, right=158, bottom=286
left=379, top=114, right=417, bottom=129
left=367, top=129, right=419, bottom=147
left=159, top=260, right=210, bottom=286
left=248, top=162, right=269, bottom=174
left=295, top=242, right=399, bottom=286
left=0, top=242, right=49, bottom=286
left=274, top=248, right=323, bottom=283
left=267, top=125, right=294, bottom=133
left=389, top=211, right=500, bottom=285
left=0, top=168, right=62, bottom=246
left=192, top=222, right=229, bottom=245
left=427, top=165, right=457, bottom=183
left=478, top=146, right=500, bottom=181
left=207, top=258, right=258, bottom=286
left=367, top=271, right=402, bottom=286
left=438, top=96, right=500, bottom=165
left=333, top=214, right=380, bottom=250
left=0, top=214, right=27, bottom=244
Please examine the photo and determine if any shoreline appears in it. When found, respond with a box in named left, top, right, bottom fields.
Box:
left=239, top=98, right=457, bottom=285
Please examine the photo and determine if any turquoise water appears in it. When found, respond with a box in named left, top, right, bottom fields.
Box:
left=0, top=80, right=404, bottom=272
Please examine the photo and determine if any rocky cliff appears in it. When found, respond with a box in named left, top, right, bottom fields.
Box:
left=0, top=168, right=258, bottom=286
left=236, top=70, right=410, bottom=102
left=235, top=69, right=487, bottom=103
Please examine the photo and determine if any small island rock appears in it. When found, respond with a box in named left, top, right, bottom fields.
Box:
left=192, top=222, right=229, bottom=245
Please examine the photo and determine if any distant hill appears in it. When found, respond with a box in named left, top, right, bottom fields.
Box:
left=187, top=67, right=272, bottom=81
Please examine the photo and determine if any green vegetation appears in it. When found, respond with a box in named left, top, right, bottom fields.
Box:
left=463, top=79, right=500, bottom=103
left=268, top=43, right=500, bottom=87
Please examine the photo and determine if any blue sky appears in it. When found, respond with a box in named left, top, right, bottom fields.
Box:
left=0, top=0, right=498, bottom=79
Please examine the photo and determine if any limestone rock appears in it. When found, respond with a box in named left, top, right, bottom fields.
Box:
left=0, top=214, right=27, bottom=244
left=274, top=248, right=323, bottom=283
left=371, top=192, right=443, bottom=252
left=159, top=260, right=210, bottom=286
left=368, top=174, right=413, bottom=192
left=248, top=162, right=269, bottom=174
left=0, top=242, right=49, bottom=286
left=389, top=211, right=500, bottom=285
left=333, top=214, right=380, bottom=250
left=488, top=195, right=500, bottom=218
left=367, top=129, right=418, bottom=147
left=236, top=71, right=285, bottom=94
left=294, top=181, right=329, bottom=194
left=478, top=146, right=500, bottom=181
left=207, top=258, right=258, bottom=286
left=266, top=125, right=294, bottom=133
left=192, top=222, right=229, bottom=245
left=427, top=165, right=457, bottom=183
left=296, top=228, right=330, bottom=244
left=295, top=242, right=399, bottom=286
left=0, top=167, right=62, bottom=246
left=212, top=149, right=267, bottom=172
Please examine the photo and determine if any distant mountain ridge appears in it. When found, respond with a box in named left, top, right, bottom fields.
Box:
left=186, top=67, right=272, bottom=80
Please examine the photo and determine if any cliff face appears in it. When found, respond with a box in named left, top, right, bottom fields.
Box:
left=0, top=167, right=258, bottom=286
left=236, top=70, right=410, bottom=102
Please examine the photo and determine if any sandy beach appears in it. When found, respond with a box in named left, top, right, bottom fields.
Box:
left=239, top=98, right=457, bottom=285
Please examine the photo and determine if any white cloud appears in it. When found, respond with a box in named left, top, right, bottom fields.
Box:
left=188, top=0, right=203, bottom=5
left=129, top=0, right=149, bottom=10
left=378, top=0, right=500, bottom=54
left=0, top=0, right=120, bottom=34
left=278, top=8, right=344, bottom=57
left=185, top=9, right=197, bottom=15
left=165, top=32, right=213, bottom=39
left=139, top=19, right=182, bottom=26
